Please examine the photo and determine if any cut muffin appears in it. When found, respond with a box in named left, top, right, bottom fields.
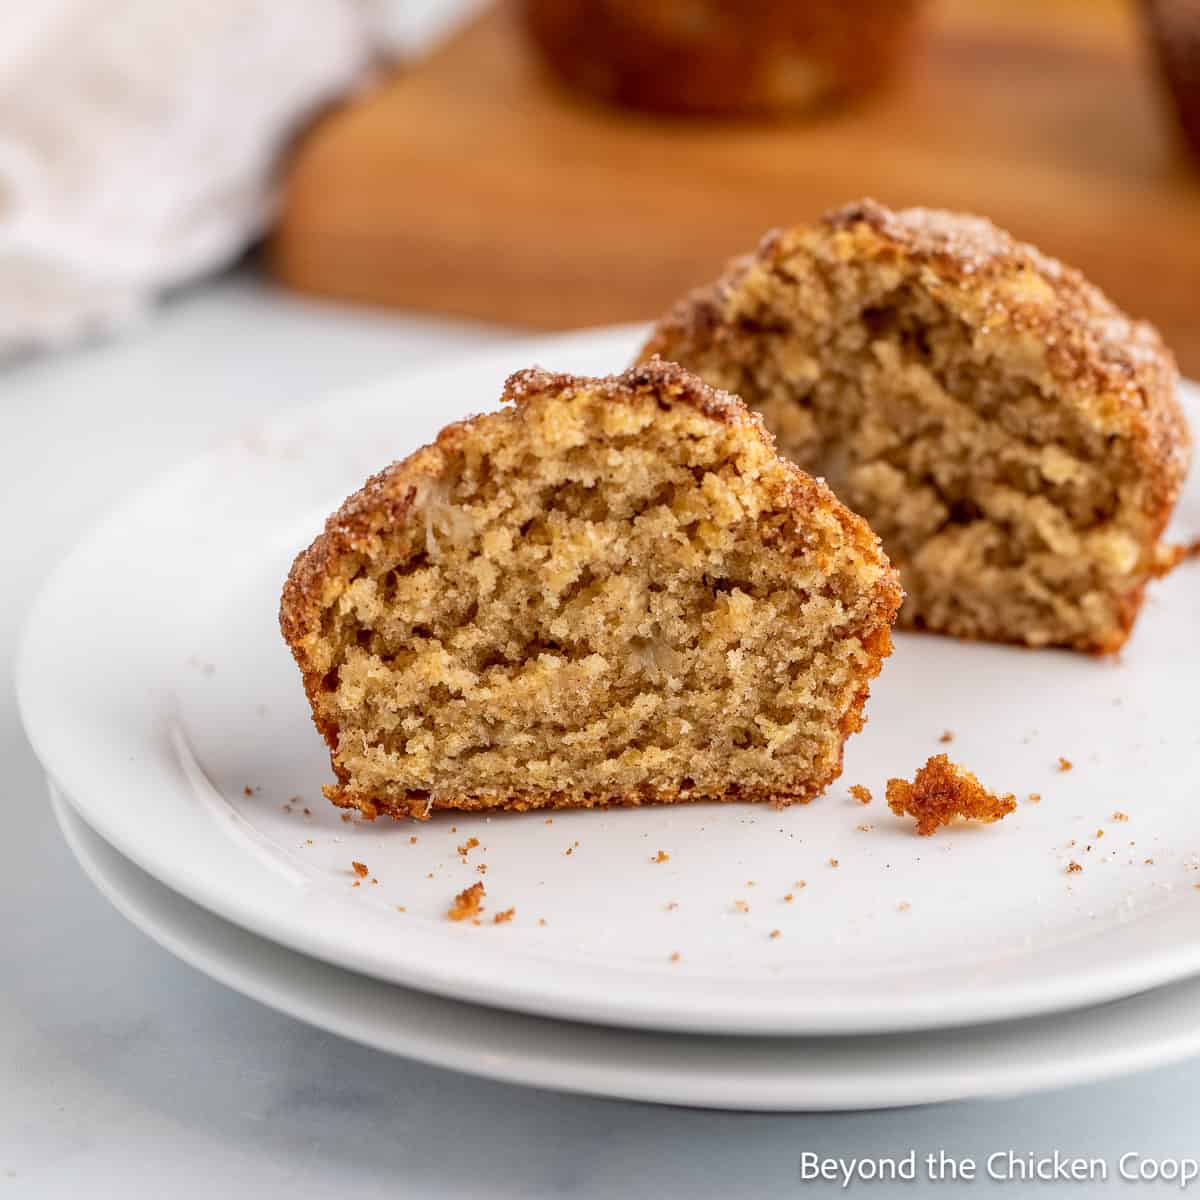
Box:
left=280, top=359, right=901, bottom=820
left=642, top=199, right=1192, bottom=653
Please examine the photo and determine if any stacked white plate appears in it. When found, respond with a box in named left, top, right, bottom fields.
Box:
left=18, top=328, right=1200, bottom=1112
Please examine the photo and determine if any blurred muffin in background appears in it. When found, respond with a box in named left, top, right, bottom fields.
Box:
left=522, top=0, right=926, bottom=117
left=1141, top=0, right=1200, bottom=160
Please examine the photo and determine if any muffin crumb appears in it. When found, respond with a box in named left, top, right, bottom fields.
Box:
left=849, top=784, right=872, bottom=805
left=447, top=882, right=486, bottom=921
left=886, top=754, right=1016, bottom=836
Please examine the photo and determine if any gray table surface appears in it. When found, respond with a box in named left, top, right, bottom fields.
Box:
left=4, top=274, right=1199, bottom=1198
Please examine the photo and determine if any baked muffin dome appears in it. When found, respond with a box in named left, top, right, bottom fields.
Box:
left=642, top=200, right=1191, bottom=653
left=522, top=0, right=925, bottom=117
left=281, top=359, right=900, bottom=820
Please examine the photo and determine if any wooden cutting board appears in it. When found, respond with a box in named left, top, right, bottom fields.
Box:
left=270, top=0, right=1200, bottom=375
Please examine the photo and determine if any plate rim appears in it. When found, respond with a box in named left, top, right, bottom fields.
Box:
left=50, top=779, right=1200, bottom=1112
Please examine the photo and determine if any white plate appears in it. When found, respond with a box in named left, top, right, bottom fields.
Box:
left=50, top=778, right=1200, bottom=1111
left=17, top=326, right=1200, bottom=1037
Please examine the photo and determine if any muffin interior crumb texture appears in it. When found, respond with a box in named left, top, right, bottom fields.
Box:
left=281, top=361, right=900, bottom=819
left=643, top=199, right=1191, bottom=652
left=886, top=754, right=1017, bottom=836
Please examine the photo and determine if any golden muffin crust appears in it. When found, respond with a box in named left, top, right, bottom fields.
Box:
left=642, top=199, right=1192, bottom=653
left=281, top=358, right=901, bottom=820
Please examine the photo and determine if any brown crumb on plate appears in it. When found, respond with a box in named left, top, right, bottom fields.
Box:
left=457, top=836, right=480, bottom=856
left=493, top=907, right=515, bottom=924
left=652, top=850, right=670, bottom=863
left=849, top=784, right=872, bottom=804
left=769, top=929, right=781, bottom=940
left=1057, top=756, right=1073, bottom=772
left=886, top=754, right=1016, bottom=836
left=1113, top=810, right=1129, bottom=822
left=669, top=952, right=680, bottom=963
left=1067, top=861, right=1083, bottom=874
left=939, top=730, right=955, bottom=743
left=828, top=857, right=839, bottom=868
left=733, top=899, right=750, bottom=913
left=447, top=882, right=485, bottom=921
left=1027, top=792, right=1041, bottom=804
left=351, top=861, right=369, bottom=878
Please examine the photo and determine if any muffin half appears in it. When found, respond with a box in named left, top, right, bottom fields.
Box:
left=281, top=359, right=900, bottom=819
left=642, top=200, right=1191, bottom=653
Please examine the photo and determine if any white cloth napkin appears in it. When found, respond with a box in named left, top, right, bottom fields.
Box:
left=0, top=0, right=480, bottom=359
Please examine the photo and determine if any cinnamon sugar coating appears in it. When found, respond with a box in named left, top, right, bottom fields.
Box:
left=281, top=359, right=901, bottom=820
left=886, top=754, right=1016, bottom=836
left=642, top=199, right=1192, bottom=653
